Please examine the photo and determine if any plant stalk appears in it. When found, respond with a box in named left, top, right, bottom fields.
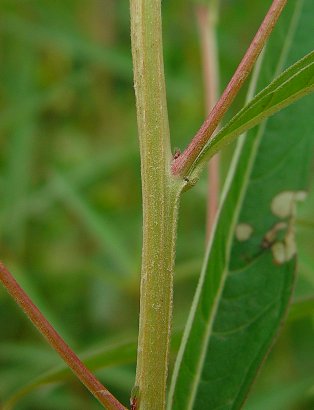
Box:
left=172, top=0, right=287, bottom=177
left=196, top=1, right=220, bottom=240
left=130, top=0, right=183, bottom=409
left=0, top=262, right=126, bottom=410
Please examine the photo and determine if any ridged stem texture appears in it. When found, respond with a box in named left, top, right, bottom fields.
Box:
left=130, top=1, right=183, bottom=409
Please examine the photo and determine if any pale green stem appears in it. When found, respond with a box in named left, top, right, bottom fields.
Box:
left=130, top=1, right=183, bottom=409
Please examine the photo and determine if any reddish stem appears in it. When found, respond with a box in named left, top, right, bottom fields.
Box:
left=172, top=0, right=287, bottom=177
left=0, top=262, right=126, bottom=410
left=196, top=4, right=220, bottom=240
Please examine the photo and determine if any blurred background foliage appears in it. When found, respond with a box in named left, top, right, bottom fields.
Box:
left=0, top=0, right=313, bottom=409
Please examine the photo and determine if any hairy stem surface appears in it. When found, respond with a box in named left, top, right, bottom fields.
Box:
left=130, top=1, right=183, bottom=409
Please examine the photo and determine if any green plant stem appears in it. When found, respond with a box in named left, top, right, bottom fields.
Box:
left=172, top=0, right=287, bottom=177
left=130, top=0, right=183, bottom=409
left=0, top=262, right=126, bottom=410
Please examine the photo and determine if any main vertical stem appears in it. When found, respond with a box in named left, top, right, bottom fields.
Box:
left=130, top=1, right=182, bottom=409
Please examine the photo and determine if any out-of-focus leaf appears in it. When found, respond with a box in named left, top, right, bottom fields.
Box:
left=0, top=71, right=90, bottom=132
left=244, top=378, right=314, bottom=410
left=51, top=173, right=133, bottom=276
left=169, top=1, right=314, bottom=409
left=0, top=143, right=137, bottom=225
left=0, top=12, right=196, bottom=101
left=288, top=297, right=314, bottom=321
left=0, top=14, right=132, bottom=80
left=2, top=43, right=37, bottom=252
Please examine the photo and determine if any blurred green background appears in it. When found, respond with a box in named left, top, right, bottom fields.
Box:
left=0, top=1, right=313, bottom=409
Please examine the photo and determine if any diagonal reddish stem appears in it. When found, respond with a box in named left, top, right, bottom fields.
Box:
left=172, top=0, right=287, bottom=177
left=0, top=262, right=126, bottom=410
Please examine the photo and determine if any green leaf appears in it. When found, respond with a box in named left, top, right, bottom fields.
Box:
left=189, top=53, right=313, bottom=179
left=169, top=1, right=314, bottom=409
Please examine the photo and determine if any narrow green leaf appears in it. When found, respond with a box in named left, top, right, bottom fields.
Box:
left=169, top=1, right=314, bottom=409
left=190, top=52, right=313, bottom=179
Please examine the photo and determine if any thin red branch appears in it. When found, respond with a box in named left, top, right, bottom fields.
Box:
left=196, top=4, right=220, bottom=240
left=0, top=262, right=127, bottom=410
left=172, top=0, right=287, bottom=177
